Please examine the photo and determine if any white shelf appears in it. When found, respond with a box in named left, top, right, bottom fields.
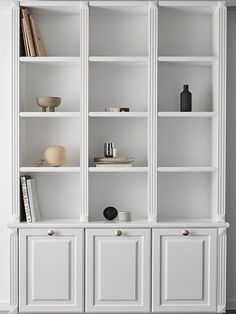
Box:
left=20, top=167, right=80, bottom=173
left=8, top=217, right=229, bottom=229
left=89, top=112, right=148, bottom=118
left=158, top=112, right=216, bottom=118
left=20, top=57, right=80, bottom=66
left=89, top=56, right=148, bottom=65
left=158, top=56, right=217, bottom=65
left=157, top=167, right=217, bottom=173
left=20, top=112, right=80, bottom=118
left=89, top=167, right=148, bottom=173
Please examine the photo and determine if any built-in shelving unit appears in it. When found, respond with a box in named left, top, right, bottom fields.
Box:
left=10, top=2, right=228, bottom=313
left=13, top=0, right=226, bottom=224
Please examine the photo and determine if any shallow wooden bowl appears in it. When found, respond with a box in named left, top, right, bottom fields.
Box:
left=36, top=96, right=61, bottom=112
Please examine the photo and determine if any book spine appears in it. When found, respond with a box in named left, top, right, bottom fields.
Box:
left=20, top=176, right=32, bottom=222
left=21, top=8, right=36, bottom=57
left=29, top=15, right=46, bottom=57
left=27, top=179, right=35, bottom=222
left=21, top=18, right=30, bottom=56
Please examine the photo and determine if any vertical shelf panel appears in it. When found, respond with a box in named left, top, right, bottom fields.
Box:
left=10, top=229, right=18, bottom=313
left=12, top=1, right=20, bottom=218
left=217, top=3, right=227, bottom=220
left=148, top=2, right=158, bottom=222
left=80, top=1, right=89, bottom=222
left=217, top=228, right=227, bottom=312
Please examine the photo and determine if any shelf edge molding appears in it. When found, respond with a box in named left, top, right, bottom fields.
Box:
left=89, top=167, right=148, bottom=173
left=158, top=112, right=216, bottom=118
left=157, top=167, right=217, bottom=173
left=158, top=56, right=217, bottom=65
left=89, top=112, right=148, bottom=118
left=19, top=112, right=81, bottom=118
left=20, top=167, right=81, bottom=173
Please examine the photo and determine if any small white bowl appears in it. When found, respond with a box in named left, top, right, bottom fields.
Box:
left=118, top=211, right=131, bottom=221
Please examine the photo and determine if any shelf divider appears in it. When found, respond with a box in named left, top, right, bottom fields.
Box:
left=20, top=112, right=80, bottom=118
left=158, top=56, right=217, bottom=65
left=89, top=167, right=148, bottom=173
left=20, top=167, right=81, bottom=173
left=89, top=112, right=148, bottom=118
left=157, top=167, right=217, bottom=173
left=20, top=57, right=80, bottom=65
left=158, top=112, right=216, bottom=118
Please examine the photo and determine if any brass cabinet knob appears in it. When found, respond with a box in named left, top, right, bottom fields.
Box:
left=48, top=229, right=55, bottom=236
left=182, top=229, right=190, bottom=236
left=115, top=229, right=123, bottom=236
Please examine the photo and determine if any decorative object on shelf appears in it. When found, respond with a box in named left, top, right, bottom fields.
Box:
left=120, top=108, right=130, bottom=112
left=34, top=159, right=48, bottom=167
left=44, top=145, right=68, bottom=167
left=105, top=107, right=130, bottom=112
left=118, top=211, right=131, bottom=221
left=105, top=107, right=120, bottom=112
left=104, top=142, right=115, bottom=158
left=94, top=156, right=134, bottom=167
left=36, top=96, right=61, bottom=112
left=180, top=85, right=192, bottom=112
left=103, top=206, right=118, bottom=220
left=112, top=147, right=117, bottom=158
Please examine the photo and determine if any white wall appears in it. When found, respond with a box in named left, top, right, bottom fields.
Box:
left=1, top=2, right=236, bottom=311
left=0, top=5, right=12, bottom=310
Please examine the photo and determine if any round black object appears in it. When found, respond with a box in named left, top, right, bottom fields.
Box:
left=103, top=206, right=118, bottom=220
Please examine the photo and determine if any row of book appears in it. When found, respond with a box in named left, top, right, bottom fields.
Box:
left=21, top=8, right=46, bottom=57
left=20, top=176, right=41, bottom=223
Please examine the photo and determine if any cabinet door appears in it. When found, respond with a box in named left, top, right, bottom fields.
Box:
left=19, top=228, right=83, bottom=313
left=86, top=228, right=150, bottom=312
left=152, top=228, right=217, bottom=312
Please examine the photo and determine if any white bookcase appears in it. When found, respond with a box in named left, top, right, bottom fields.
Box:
left=9, top=1, right=229, bottom=313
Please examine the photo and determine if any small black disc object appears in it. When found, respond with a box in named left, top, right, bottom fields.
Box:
left=103, top=206, right=118, bottom=220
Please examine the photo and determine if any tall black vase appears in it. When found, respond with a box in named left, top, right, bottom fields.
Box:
left=180, top=85, right=192, bottom=112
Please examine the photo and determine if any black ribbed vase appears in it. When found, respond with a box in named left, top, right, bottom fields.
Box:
left=180, top=85, right=192, bottom=112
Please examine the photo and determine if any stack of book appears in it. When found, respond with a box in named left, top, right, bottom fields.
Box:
left=94, top=157, right=135, bottom=167
left=20, top=176, right=41, bottom=223
left=21, top=8, right=46, bottom=57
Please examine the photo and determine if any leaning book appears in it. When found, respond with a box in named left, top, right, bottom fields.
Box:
left=20, top=175, right=32, bottom=222
left=26, top=178, right=41, bottom=222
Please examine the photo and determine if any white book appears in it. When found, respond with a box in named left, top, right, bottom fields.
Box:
left=20, top=176, right=32, bottom=223
left=26, top=178, right=41, bottom=222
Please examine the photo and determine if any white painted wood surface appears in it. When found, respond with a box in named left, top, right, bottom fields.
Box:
left=11, top=0, right=227, bottom=222
left=9, top=1, right=228, bottom=313
left=86, top=228, right=150, bottom=312
left=19, top=229, right=84, bottom=312
left=152, top=228, right=217, bottom=312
